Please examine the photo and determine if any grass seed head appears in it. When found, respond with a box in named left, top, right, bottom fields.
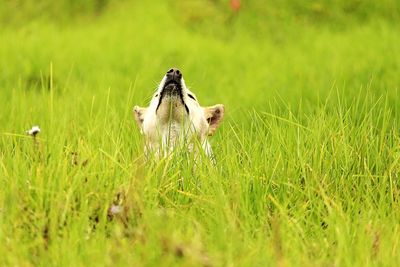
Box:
left=27, top=126, right=41, bottom=137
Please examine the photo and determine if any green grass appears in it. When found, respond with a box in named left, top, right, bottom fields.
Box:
left=1, top=1, right=400, bottom=266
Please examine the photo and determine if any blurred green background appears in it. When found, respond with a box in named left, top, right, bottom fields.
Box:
left=1, top=0, right=400, bottom=110
left=2, top=0, right=400, bottom=26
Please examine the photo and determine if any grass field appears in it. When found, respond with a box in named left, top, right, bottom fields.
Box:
left=1, top=1, right=400, bottom=266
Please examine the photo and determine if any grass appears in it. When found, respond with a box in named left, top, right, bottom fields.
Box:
left=1, top=1, right=400, bottom=266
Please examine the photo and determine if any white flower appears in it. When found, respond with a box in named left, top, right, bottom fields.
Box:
left=109, top=204, right=123, bottom=215
left=27, top=126, right=40, bottom=136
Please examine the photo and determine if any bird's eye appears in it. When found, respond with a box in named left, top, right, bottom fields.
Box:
left=155, top=94, right=158, bottom=97
left=188, top=94, right=196, bottom=101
